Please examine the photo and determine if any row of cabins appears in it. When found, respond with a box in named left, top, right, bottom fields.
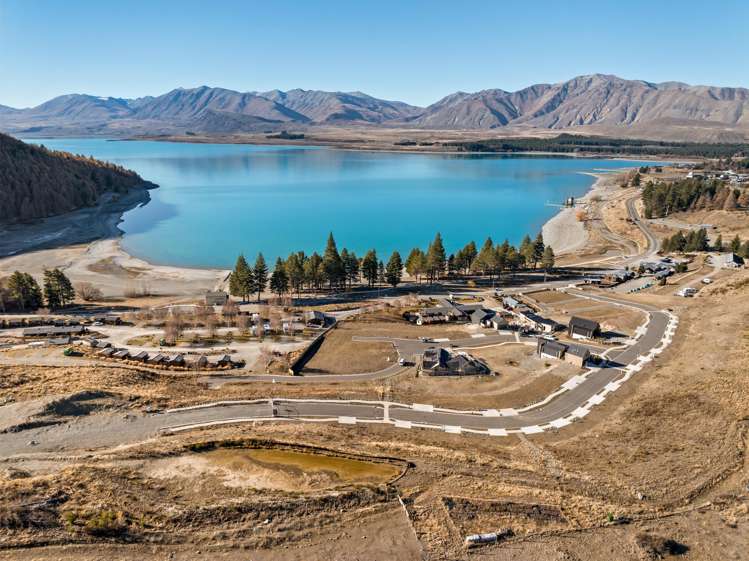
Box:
left=204, top=291, right=328, bottom=328
left=536, top=338, right=591, bottom=367
left=421, top=347, right=491, bottom=376
left=1, top=315, right=121, bottom=330
left=92, top=340, right=236, bottom=369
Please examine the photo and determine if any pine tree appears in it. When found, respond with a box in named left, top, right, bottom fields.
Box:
left=714, top=234, right=724, bottom=252
left=385, top=251, right=403, bottom=287
left=541, top=246, right=555, bottom=282
left=305, top=253, right=323, bottom=290
left=361, top=250, right=379, bottom=287
left=43, top=269, right=61, bottom=310
left=285, top=252, right=305, bottom=297
left=473, top=237, right=495, bottom=276
left=519, top=235, right=534, bottom=268
left=270, top=257, right=289, bottom=296
left=405, top=248, right=426, bottom=283
left=322, top=232, right=345, bottom=289
left=253, top=253, right=268, bottom=302
left=426, top=232, right=446, bottom=283
left=7, top=271, right=42, bottom=311
left=377, top=260, right=386, bottom=285
left=229, top=254, right=253, bottom=302
left=532, top=232, right=545, bottom=268
left=730, top=235, right=742, bottom=254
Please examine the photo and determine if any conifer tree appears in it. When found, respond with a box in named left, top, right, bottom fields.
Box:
left=270, top=257, right=289, bottom=296
left=253, top=253, right=268, bottom=302
left=385, top=251, right=403, bottom=287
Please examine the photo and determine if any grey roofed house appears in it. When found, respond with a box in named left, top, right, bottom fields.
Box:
left=564, top=343, right=591, bottom=366
left=422, top=347, right=490, bottom=376
left=98, top=347, right=116, bottom=357
left=185, top=355, right=208, bottom=368
left=112, top=349, right=130, bottom=360
left=131, top=351, right=149, bottom=362
left=518, top=311, right=557, bottom=333
left=568, top=316, right=601, bottom=339
left=204, top=290, right=229, bottom=306
left=23, top=325, right=86, bottom=337
left=168, top=354, right=185, bottom=366
left=468, top=308, right=494, bottom=324
left=147, top=353, right=168, bottom=364
left=537, top=338, right=567, bottom=359
left=502, top=296, right=521, bottom=309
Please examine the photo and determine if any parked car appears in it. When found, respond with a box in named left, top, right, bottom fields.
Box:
left=92, top=321, right=104, bottom=327
left=701, top=277, right=713, bottom=284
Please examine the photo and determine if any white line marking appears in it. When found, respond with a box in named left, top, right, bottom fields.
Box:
left=483, top=409, right=500, bottom=417
left=572, top=407, right=590, bottom=418
left=499, top=408, right=518, bottom=416
left=488, top=428, right=508, bottom=436
left=412, top=403, right=434, bottom=412
left=444, top=425, right=462, bottom=434
left=549, top=418, right=572, bottom=428
left=588, top=394, right=605, bottom=405
left=338, top=416, right=357, bottom=425
left=394, top=420, right=412, bottom=429
left=521, top=425, right=543, bottom=434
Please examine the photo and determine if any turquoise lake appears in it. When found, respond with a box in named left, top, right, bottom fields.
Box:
left=31, top=139, right=652, bottom=268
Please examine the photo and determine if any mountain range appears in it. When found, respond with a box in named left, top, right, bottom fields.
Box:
left=2, top=74, right=749, bottom=141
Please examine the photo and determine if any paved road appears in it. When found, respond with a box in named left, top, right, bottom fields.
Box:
left=624, top=195, right=660, bottom=266
left=0, top=286, right=675, bottom=455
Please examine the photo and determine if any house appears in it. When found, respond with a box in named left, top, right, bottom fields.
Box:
left=415, top=306, right=452, bottom=325
left=22, top=325, right=86, bottom=338
left=131, top=351, right=149, bottom=363
left=205, top=291, right=229, bottom=306
left=710, top=252, right=744, bottom=269
left=112, top=349, right=130, bottom=360
left=91, top=314, right=122, bottom=325
left=537, top=339, right=567, bottom=360
left=516, top=311, right=557, bottom=333
left=147, top=353, right=168, bottom=365
left=421, top=347, right=491, bottom=376
left=304, top=310, right=326, bottom=327
left=98, top=347, right=116, bottom=358
left=468, top=308, right=494, bottom=325
left=489, top=315, right=510, bottom=330
left=167, top=354, right=185, bottom=367
left=185, top=355, right=208, bottom=369
left=501, top=296, right=521, bottom=310
left=602, top=269, right=634, bottom=285
left=568, top=317, right=600, bottom=340
left=215, top=354, right=234, bottom=367
left=564, top=344, right=590, bottom=367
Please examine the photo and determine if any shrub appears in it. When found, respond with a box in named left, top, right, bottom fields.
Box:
left=83, top=510, right=128, bottom=537
left=75, top=282, right=103, bottom=302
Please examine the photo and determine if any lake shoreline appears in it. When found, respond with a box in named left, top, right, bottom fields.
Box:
left=0, top=172, right=622, bottom=297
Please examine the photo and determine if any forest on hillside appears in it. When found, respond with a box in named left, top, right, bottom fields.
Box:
left=641, top=178, right=748, bottom=218
left=0, top=133, right=154, bottom=222
left=444, top=135, right=749, bottom=158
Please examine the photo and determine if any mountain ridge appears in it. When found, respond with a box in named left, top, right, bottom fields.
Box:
left=2, top=74, right=749, bottom=141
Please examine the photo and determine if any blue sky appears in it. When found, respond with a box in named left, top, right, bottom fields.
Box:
left=1, top=0, right=747, bottom=108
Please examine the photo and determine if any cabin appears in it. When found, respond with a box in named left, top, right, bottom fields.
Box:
left=167, top=354, right=185, bottom=367
left=49, top=336, right=72, bottom=345
left=185, top=355, right=208, bottom=369
left=147, top=353, right=168, bottom=365
left=564, top=344, right=590, bottom=367
left=421, top=347, right=491, bottom=376
left=91, top=314, right=122, bottom=325
left=468, top=308, right=495, bottom=325
left=602, top=269, right=634, bottom=285
left=501, top=296, right=521, bottom=310
left=537, top=339, right=567, bottom=360
left=204, top=291, right=229, bottom=306
left=131, top=351, right=149, bottom=363
left=567, top=317, right=600, bottom=340
left=98, top=347, right=116, bottom=358
left=215, top=354, right=234, bottom=367
left=22, top=325, right=86, bottom=338
left=112, top=349, right=130, bottom=360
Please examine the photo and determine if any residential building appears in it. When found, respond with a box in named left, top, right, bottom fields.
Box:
left=205, top=291, right=229, bottom=306
left=568, top=317, right=601, bottom=340
left=421, top=347, right=491, bottom=376
left=710, top=252, right=744, bottom=269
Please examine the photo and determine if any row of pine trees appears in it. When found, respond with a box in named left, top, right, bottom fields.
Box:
left=0, top=269, right=75, bottom=312
left=228, top=232, right=555, bottom=301
left=642, top=178, right=748, bottom=219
